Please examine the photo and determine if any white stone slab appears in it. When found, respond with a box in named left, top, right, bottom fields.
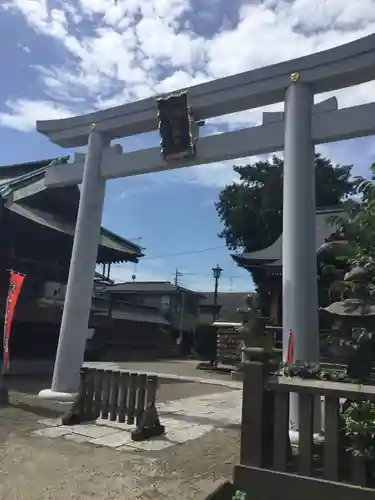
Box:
left=70, top=424, right=122, bottom=439
left=95, top=418, right=135, bottom=430
left=33, top=390, right=242, bottom=452
left=157, top=390, right=242, bottom=426
left=90, top=431, right=133, bottom=448
left=65, top=433, right=93, bottom=444
left=37, top=418, right=61, bottom=427
left=34, top=426, right=72, bottom=438
left=162, top=419, right=214, bottom=443
left=120, top=418, right=215, bottom=452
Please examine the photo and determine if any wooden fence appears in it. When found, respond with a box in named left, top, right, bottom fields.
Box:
left=233, top=360, right=375, bottom=500
left=65, top=368, right=158, bottom=426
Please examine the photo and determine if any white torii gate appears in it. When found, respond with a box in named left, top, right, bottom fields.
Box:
left=38, top=34, right=375, bottom=431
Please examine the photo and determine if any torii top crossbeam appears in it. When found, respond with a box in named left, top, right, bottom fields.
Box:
left=37, top=34, right=375, bottom=148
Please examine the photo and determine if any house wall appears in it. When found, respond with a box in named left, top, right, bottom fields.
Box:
left=86, top=320, right=174, bottom=362
left=198, top=307, right=216, bottom=326
left=109, top=291, right=202, bottom=334
left=123, top=293, right=165, bottom=309
left=170, top=293, right=201, bottom=333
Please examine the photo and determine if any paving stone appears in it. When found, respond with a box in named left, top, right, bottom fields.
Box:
left=164, top=422, right=214, bottom=443
left=33, top=389, right=241, bottom=452
left=157, top=390, right=242, bottom=426
left=70, top=424, right=122, bottom=439
left=90, top=430, right=133, bottom=448
left=64, top=433, right=92, bottom=444
left=37, top=418, right=61, bottom=427
left=123, top=419, right=214, bottom=452
left=33, top=426, right=72, bottom=438
left=95, top=418, right=135, bottom=431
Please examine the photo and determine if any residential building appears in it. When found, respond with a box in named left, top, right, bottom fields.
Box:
left=104, top=281, right=205, bottom=337
left=198, top=292, right=252, bottom=324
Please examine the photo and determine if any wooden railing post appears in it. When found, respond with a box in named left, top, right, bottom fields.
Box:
left=240, top=350, right=273, bottom=467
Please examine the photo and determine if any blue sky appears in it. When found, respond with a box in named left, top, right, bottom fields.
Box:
left=1, top=0, right=375, bottom=292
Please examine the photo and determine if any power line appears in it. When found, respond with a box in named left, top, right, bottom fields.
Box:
left=113, top=265, right=241, bottom=284
left=142, top=244, right=226, bottom=260
left=115, top=244, right=227, bottom=266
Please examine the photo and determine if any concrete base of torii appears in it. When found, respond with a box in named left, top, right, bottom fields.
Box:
left=38, top=389, right=77, bottom=403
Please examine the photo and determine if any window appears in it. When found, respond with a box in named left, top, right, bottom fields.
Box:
left=161, top=295, right=171, bottom=312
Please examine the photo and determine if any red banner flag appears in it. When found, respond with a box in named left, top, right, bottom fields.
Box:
left=287, top=329, right=294, bottom=365
left=3, top=271, right=25, bottom=371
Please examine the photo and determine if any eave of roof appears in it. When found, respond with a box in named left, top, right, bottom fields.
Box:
left=0, top=158, right=59, bottom=180
left=0, top=157, right=144, bottom=261
left=106, top=281, right=205, bottom=297
left=231, top=205, right=345, bottom=268
left=231, top=255, right=278, bottom=267
left=100, top=227, right=144, bottom=256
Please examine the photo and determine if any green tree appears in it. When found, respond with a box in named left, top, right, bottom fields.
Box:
left=216, top=153, right=355, bottom=254
left=216, top=154, right=355, bottom=305
left=326, top=163, right=375, bottom=298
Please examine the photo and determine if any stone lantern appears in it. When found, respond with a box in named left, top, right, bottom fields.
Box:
left=236, top=294, right=274, bottom=367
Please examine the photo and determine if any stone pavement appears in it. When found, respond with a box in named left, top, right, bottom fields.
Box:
left=34, top=389, right=242, bottom=452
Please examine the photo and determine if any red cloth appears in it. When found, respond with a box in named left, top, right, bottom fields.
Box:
left=287, top=329, right=294, bottom=364
left=3, top=272, right=25, bottom=371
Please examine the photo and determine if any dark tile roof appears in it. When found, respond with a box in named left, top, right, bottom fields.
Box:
left=0, top=157, right=143, bottom=262
left=200, top=292, right=254, bottom=322
left=0, top=158, right=59, bottom=182
left=232, top=205, right=345, bottom=268
left=106, top=281, right=205, bottom=296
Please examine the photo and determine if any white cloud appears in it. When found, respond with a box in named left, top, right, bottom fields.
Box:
left=17, top=43, right=31, bottom=53
left=0, top=99, right=74, bottom=132
left=2, top=0, right=375, bottom=185
left=167, top=154, right=275, bottom=188
left=4, top=0, right=68, bottom=38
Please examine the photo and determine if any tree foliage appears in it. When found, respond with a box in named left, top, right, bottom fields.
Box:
left=326, top=163, right=375, bottom=298
left=216, top=154, right=355, bottom=253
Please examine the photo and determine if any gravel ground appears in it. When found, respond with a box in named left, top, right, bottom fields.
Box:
left=0, top=378, right=239, bottom=500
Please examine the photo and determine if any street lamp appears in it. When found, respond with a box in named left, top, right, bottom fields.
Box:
left=212, top=264, right=223, bottom=322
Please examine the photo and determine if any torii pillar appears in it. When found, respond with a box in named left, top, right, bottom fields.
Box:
left=39, top=125, right=108, bottom=400
left=282, top=72, right=319, bottom=432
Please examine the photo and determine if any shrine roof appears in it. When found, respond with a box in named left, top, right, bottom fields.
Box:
left=0, top=158, right=143, bottom=263
left=232, top=206, right=345, bottom=269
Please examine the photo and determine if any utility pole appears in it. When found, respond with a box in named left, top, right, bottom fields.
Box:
left=174, top=268, right=185, bottom=352
left=178, top=291, right=185, bottom=349
left=174, top=268, right=183, bottom=287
